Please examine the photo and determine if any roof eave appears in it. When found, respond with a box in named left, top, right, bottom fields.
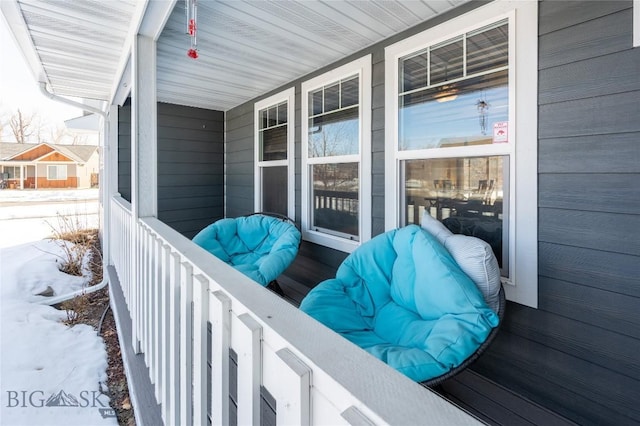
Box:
left=0, top=0, right=49, bottom=87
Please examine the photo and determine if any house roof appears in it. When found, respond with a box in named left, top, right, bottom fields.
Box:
left=1, top=0, right=470, bottom=112
left=0, top=142, right=97, bottom=163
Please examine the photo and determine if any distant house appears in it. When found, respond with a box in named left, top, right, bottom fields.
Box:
left=0, top=142, right=99, bottom=189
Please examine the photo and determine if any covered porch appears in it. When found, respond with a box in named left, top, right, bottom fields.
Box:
left=4, top=0, right=497, bottom=423
left=4, top=0, right=639, bottom=425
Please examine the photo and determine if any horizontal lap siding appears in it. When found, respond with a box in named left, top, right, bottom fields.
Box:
left=473, top=2, right=640, bottom=424
left=119, top=100, right=224, bottom=237
left=157, top=102, right=224, bottom=238
left=224, top=102, right=254, bottom=219
left=118, top=100, right=132, bottom=202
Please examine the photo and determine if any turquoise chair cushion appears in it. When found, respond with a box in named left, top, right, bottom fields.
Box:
left=300, top=225, right=499, bottom=382
left=192, top=215, right=301, bottom=286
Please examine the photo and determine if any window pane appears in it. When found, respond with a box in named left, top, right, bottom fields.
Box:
left=403, top=156, right=508, bottom=272
left=259, top=109, right=268, bottom=130
left=262, top=166, right=288, bottom=215
left=401, top=52, right=428, bottom=92
left=277, top=102, right=288, bottom=125
left=324, top=83, right=340, bottom=112
left=310, top=90, right=323, bottom=115
left=467, top=23, right=508, bottom=75
left=341, top=77, right=359, bottom=108
left=267, top=106, right=278, bottom=127
left=430, top=38, right=463, bottom=85
left=312, top=163, right=359, bottom=239
left=309, top=107, right=359, bottom=157
left=399, top=70, right=508, bottom=150
left=261, top=126, right=287, bottom=161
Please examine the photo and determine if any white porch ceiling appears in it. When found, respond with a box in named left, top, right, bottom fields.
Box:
left=4, top=0, right=140, bottom=101
left=4, top=0, right=470, bottom=112
left=157, top=0, right=469, bottom=111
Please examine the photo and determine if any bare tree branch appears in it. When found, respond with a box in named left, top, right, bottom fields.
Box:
left=9, top=109, right=36, bottom=143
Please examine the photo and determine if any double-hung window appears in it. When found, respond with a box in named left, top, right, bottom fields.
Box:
left=47, top=164, right=67, bottom=180
left=385, top=1, right=538, bottom=307
left=302, top=56, right=371, bottom=253
left=254, top=88, right=295, bottom=218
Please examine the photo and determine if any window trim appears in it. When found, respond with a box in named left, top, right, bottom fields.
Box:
left=47, top=164, right=68, bottom=181
left=301, top=55, right=372, bottom=253
left=384, top=1, right=538, bottom=308
left=254, top=87, right=296, bottom=220
left=634, top=0, right=640, bottom=48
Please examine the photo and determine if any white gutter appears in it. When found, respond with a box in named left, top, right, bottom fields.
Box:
left=38, top=82, right=107, bottom=118
left=37, top=81, right=109, bottom=305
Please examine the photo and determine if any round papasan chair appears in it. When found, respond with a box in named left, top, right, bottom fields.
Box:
left=192, top=213, right=301, bottom=294
left=300, top=220, right=504, bottom=386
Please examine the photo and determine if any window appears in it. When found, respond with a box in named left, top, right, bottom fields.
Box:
left=47, top=165, right=67, bottom=180
left=2, top=166, right=21, bottom=179
left=302, top=55, right=371, bottom=252
left=254, top=88, right=295, bottom=218
left=385, top=1, right=538, bottom=307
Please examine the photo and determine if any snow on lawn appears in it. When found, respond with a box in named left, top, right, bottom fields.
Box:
left=0, top=190, right=99, bottom=249
left=0, top=188, right=99, bottom=204
left=0, top=239, right=117, bottom=425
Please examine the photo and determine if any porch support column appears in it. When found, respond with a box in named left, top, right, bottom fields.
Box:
left=131, top=33, right=158, bottom=219
left=20, top=164, right=24, bottom=189
left=103, top=105, right=119, bottom=266
left=130, top=33, right=157, bottom=354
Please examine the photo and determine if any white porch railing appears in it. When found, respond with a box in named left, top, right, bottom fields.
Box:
left=109, top=195, right=482, bottom=425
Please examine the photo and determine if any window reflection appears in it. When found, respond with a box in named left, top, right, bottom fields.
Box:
left=312, top=163, right=359, bottom=239
left=398, top=21, right=509, bottom=151
left=259, top=100, right=288, bottom=161
left=309, top=108, right=359, bottom=157
left=403, top=156, right=508, bottom=272
left=308, top=75, right=360, bottom=158
left=399, top=71, right=508, bottom=150
left=262, top=166, right=288, bottom=215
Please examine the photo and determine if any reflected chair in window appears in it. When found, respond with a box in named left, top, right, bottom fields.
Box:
left=192, top=213, right=301, bottom=295
left=300, top=216, right=504, bottom=386
left=477, top=179, right=495, bottom=204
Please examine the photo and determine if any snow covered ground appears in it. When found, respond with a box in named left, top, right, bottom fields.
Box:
left=0, top=189, right=115, bottom=425
left=0, top=189, right=99, bottom=249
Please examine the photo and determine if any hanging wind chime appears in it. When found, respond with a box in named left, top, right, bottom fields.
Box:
left=476, top=97, right=490, bottom=135
left=186, top=0, right=198, bottom=59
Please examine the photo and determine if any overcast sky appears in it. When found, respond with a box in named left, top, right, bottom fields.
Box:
left=1, top=14, right=83, bottom=140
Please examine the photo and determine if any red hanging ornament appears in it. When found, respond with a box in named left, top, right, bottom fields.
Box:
left=186, top=0, right=198, bottom=59
left=187, top=48, right=199, bottom=59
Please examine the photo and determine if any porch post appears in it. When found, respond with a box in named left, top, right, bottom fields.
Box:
left=103, top=105, right=119, bottom=266
left=131, top=33, right=158, bottom=219
left=130, top=33, right=158, bottom=354
left=20, top=164, right=24, bottom=189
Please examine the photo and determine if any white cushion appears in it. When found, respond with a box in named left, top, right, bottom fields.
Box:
left=421, top=212, right=501, bottom=312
